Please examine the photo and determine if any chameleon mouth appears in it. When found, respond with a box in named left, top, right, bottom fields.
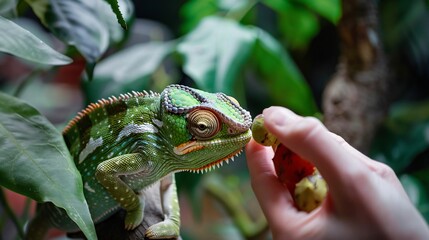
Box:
left=173, top=130, right=251, bottom=156
left=187, top=149, right=243, bottom=174
left=173, top=141, right=204, bottom=155
left=173, top=130, right=251, bottom=173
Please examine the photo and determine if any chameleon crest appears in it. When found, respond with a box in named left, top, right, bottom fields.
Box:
left=26, top=84, right=252, bottom=239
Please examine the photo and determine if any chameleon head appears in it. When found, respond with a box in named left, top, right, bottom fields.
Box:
left=159, top=84, right=252, bottom=172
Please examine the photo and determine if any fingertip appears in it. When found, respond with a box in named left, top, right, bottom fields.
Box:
left=245, top=138, right=266, bottom=154
left=263, top=107, right=299, bottom=129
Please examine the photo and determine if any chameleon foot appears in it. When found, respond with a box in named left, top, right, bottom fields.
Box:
left=145, top=219, right=180, bottom=239
left=124, top=204, right=144, bottom=230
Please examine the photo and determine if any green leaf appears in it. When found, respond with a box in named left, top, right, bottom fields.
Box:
left=24, top=0, right=49, bottom=24
left=103, top=0, right=127, bottom=29
left=177, top=16, right=318, bottom=115
left=177, top=16, right=256, bottom=95
left=180, top=0, right=250, bottom=33
left=400, top=174, right=429, bottom=222
left=250, top=28, right=319, bottom=115
left=0, top=0, right=17, bottom=16
left=26, top=0, right=110, bottom=63
left=263, top=0, right=341, bottom=24
left=99, top=0, right=134, bottom=44
left=279, top=6, right=319, bottom=48
left=370, top=100, right=429, bottom=172
left=180, top=0, right=219, bottom=33
left=281, top=12, right=318, bottom=49
left=263, top=0, right=320, bottom=49
left=218, top=0, right=249, bottom=12
left=297, top=0, right=341, bottom=24
left=261, top=0, right=287, bottom=12
left=83, top=41, right=175, bottom=103
left=0, top=93, right=96, bottom=240
left=0, top=16, right=72, bottom=65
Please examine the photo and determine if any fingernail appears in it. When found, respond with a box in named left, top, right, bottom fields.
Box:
left=263, top=107, right=295, bottom=127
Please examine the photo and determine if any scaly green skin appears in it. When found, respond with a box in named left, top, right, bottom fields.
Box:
left=25, top=84, right=252, bottom=239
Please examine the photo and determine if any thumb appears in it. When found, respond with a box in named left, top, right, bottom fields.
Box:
left=245, top=139, right=301, bottom=225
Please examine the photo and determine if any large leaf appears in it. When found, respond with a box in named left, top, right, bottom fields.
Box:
left=251, top=28, right=319, bottom=115
left=180, top=0, right=218, bottom=33
left=26, top=0, right=110, bottom=63
left=0, top=0, right=16, bottom=16
left=218, top=0, right=249, bottom=11
left=103, top=0, right=127, bottom=29
left=83, top=41, right=175, bottom=103
left=177, top=16, right=318, bottom=115
left=0, top=93, right=96, bottom=240
left=297, top=0, right=341, bottom=24
left=263, top=0, right=319, bottom=49
left=370, top=100, right=429, bottom=172
left=180, top=0, right=251, bottom=33
left=0, top=16, right=71, bottom=65
left=177, top=16, right=255, bottom=95
left=278, top=6, right=319, bottom=49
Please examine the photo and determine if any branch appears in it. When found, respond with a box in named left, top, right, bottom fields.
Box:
left=68, top=182, right=180, bottom=240
left=322, top=0, right=391, bottom=153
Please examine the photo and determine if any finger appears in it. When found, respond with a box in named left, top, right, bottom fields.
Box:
left=262, top=107, right=366, bottom=193
left=328, top=132, right=371, bottom=163
left=245, top=139, right=300, bottom=223
left=328, top=131, right=390, bottom=173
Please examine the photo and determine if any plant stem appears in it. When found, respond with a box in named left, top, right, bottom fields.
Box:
left=0, top=188, right=25, bottom=239
left=13, top=69, right=41, bottom=97
left=20, top=197, right=33, bottom=223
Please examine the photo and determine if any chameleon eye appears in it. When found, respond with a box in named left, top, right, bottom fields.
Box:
left=187, top=109, right=220, bottom=139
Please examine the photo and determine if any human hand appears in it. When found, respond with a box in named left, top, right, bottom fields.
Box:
left=246, top=106, right=429, bottom=240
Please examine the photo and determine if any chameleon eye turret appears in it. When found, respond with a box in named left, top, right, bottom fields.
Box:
left=25, top=84, right=252, bottom=239
left=187, top=109, right=221, bottom=139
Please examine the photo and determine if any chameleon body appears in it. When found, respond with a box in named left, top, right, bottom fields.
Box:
left=25, top=84, right=252, bottom=239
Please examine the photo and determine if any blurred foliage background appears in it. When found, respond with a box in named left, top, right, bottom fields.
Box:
left=0, top=0, right=429, bottom=239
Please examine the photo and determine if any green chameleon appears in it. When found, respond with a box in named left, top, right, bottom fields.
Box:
left=25, top=84, right=252, bottom=239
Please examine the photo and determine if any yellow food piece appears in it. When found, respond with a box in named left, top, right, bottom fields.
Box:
left=251, top=114, right=278, bottom=147
left=294, top=171, right=328, bottom=212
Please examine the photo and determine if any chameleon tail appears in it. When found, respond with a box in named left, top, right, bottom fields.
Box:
left=25, top=204, right=52, bottom=240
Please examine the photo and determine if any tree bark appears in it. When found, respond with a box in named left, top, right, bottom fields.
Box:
left=322, top=0, right=391, bottom=153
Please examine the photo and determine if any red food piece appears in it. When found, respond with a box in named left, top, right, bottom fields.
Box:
left=272, top=144, right=315, bottom=193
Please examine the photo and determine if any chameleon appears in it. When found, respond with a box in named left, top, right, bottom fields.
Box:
left=25, top=84, right=252, bottom=239
left=251, top=114, right=327, bottom=212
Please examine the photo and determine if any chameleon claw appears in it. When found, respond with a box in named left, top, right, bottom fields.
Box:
left=124, top=206, right=144, bottom=230
left=145, top=219, right=180, bottom=239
